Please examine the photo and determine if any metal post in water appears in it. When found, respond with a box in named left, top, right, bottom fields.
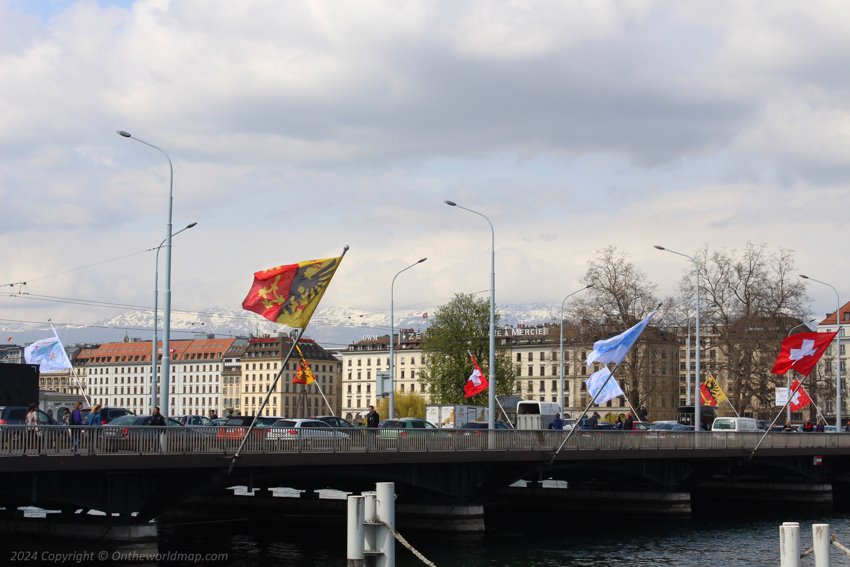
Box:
left=376, top=482, right=396, bottom=567
left=347, top=495, right=365, bottom=567
left=813, top=523, right=831, bottom=567
left=780, top=522, right=801, bottom=567
left=364, top=491, right=377, bottom=554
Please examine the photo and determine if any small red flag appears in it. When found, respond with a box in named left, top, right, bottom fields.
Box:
left=464, top=353, right=489, bottom=398
left=771, top=331, right=837, bottom=377
left=788, top=379, right=812, bottom=412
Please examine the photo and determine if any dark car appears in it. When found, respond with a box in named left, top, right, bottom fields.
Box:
left=459, top=421, right=512, bottom=432
left=103, top=415, right=202, bottom=452
left=175, top=415, right=216, bottom=427
left=0, top=406, right=57, bottom=426
left=0, top=406, right=59, bottom=452
left=314, top=415, right=356, bottom=428
left=81, top=407, right=134, bottom=425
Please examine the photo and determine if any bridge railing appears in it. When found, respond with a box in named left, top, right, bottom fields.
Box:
left=1, top=425, right=849, bottom=456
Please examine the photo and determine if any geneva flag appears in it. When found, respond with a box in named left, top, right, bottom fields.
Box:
left=771, top=331, right=838, bottom=377
left=242, top=256, right=343, bottom=328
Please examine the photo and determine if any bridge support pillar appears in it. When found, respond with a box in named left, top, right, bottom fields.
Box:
left=694, top=481, right=833, bottom=511
left=396, top=502, right=486, bottom=532
left=493, top=485, right=691, bottom=519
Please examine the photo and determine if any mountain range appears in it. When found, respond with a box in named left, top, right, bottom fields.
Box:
left=4, top=304, right=560, bottom=349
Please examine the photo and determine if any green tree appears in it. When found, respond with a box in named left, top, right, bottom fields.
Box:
left=376, top=392, right=427, bottom=420
left=420, top=293, right=516, bottom=404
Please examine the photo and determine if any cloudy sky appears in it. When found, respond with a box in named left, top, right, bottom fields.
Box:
left=1, top=0, right=849, bottom=337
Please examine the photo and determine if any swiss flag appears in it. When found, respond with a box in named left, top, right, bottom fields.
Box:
left=464, top=353, right=489, bottom=398
left=771, top=331, right=838, bottom=377
left=788, top=379, right=813, bottom=412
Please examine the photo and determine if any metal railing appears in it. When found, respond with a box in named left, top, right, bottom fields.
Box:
left=0, top=426, right=847, bottom=457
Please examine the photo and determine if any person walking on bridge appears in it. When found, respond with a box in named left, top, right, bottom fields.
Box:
left=150, top=406, right=167, bottom=452
left=366, top=405, right=380, bottom=450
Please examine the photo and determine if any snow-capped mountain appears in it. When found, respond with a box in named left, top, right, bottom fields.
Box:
left=4, top=303, right=561, bottom=348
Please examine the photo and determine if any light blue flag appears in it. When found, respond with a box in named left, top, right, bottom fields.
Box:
left=584, top=367, right=625, bottom=405
left=586, top=308, right=658, bottom=365
left=24, top=335, right=72, bottom=372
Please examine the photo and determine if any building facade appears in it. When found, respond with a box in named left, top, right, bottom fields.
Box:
left=239, top=336, right=341, bottom=418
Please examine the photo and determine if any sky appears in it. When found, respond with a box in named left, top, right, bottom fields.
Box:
left=1, top=0, right=849, bottom=338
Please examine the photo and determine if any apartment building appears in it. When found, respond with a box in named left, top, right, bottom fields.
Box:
left=240, top=336, right=341, bottom=418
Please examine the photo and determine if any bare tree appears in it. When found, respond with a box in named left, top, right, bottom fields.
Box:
left=685, top=243, right=807, bottom=417
left=573, top=246, right=675, bottom=414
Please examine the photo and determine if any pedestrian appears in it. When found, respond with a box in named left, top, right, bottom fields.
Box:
left=845, top=419, right=850, bottom=433
left=783, top=421, right=794, bottom=432
left=25, top=403, right=40, bottom=453
left=589, top=412, right=599, bottom=430
left=615, top=416, right=624, bottom=430
left=802, top=418, right=814, bottom=432
left=549, top=413, right=565, bottom=430
left=149, top=406, right=166, bottom=452
left=70, top=402, right=84, bottom=453
left=61, top=408, right=72, bottom=451
left=816, top=418, right=826, bottom=433
left=87, top=404, right=103, bottom=452
left=366, top=405, right=380, bottom=450
left=624, top=415, right=634, bottom=431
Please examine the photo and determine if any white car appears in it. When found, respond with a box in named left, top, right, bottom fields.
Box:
left=265, top=418, right=350, bottom=450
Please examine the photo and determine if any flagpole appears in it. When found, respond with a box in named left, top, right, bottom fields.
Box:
left=549, top=362, right=622, bottom=465
left=495, top=396, right=514, bottom=429
left=749, top=376, right=810, bottom=460
left=228, top=328, right=304, bottom=475
left=313, top=379, right=335, bottom=416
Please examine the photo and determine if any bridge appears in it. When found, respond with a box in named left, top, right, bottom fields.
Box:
left=0, top=426, right=848, bottom=524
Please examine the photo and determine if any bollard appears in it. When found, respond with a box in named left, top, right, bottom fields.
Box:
left=375, top=482, right=396, bottom=567
left=364, top=491, right=377, bottom=554
left=780, top=522, right=801, bottom=567
left=813, top=523, right=831, bottom=567
left=347, top=495, right=365, bottom=567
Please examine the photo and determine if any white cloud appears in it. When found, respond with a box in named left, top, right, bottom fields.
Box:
left=1, top=0, right=849, bottom=333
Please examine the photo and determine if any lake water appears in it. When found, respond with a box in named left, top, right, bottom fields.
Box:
left=154, top=510, right=850, bottom=567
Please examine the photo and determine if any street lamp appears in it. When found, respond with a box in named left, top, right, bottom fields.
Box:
left=445, top=200, right=496, bottom=430
left=119, top=130, right=176, bottom=416
left=786, top=318, right=818, bottom=423
left=559, top=284, right=593, bottom=415
left=389, top=258, right=427, bottom=420
left=151, top=222, right=197, bottom=411
left=799, top=274, right=842, bottom=427
left=655, top=245, right=702, bottom=432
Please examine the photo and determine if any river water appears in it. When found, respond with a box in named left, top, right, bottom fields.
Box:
left=153, top=510, right=850, bottom=567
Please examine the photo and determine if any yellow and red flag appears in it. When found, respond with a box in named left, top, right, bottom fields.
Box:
left=242, top=256, right=342, bottom=328
left=293, top=344, right=315, bottom=385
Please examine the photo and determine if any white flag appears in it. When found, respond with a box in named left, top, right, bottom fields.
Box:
left=584, top=367, right=625, bottom=405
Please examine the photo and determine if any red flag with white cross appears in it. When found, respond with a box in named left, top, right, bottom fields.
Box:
left=771, top=331, right=838, bottom=377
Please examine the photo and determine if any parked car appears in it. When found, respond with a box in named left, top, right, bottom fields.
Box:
left=81, top=407, right=134, bottom=425
left=175, top=415, right=216, bottom=427
left=458, top=421, right=512, bottom=433
left=378, top=418, right=450, bottom=448
left=314, top=415, right=356, bottom=428
left=102, top=415, right=202, bottom=452
left=265, top=418, right=350, bottom=450
left=211, top=418, right=229, bottom=426
left=650, top=421, right=692, bottom=431
left=217, top=415, right=284, bottom=445
left=0, top=406, right=59, bottom=450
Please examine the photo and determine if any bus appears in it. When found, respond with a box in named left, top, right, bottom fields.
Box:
left=677, top=405, right=717, bottom=431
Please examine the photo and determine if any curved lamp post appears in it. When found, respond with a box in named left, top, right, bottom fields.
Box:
left=389, top=258, right=427, bottom=419
left=151, top=222, right=197, bottom=411
left=800, top=274, right=842, bottom=427
left=559, top=284, right=593, bottom=415
left=655, top=245, right=701, bottom=432
left=119, top=130, right=175, bottom=416
left=445, top=200, right=496, bottom=430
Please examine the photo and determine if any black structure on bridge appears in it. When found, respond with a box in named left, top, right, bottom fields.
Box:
left=1, top=436, right=848, bottom=521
